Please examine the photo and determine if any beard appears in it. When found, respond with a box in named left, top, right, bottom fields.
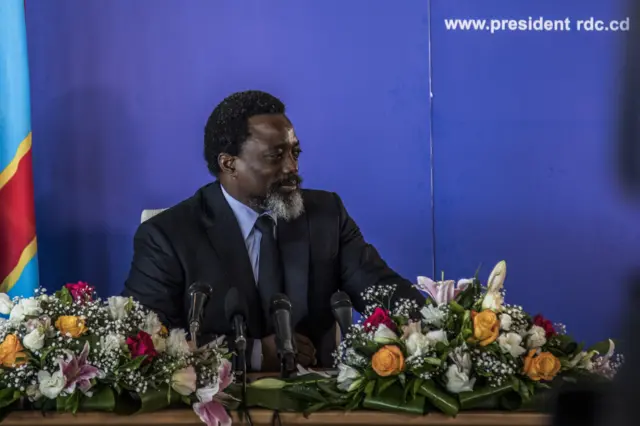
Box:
left=251, top=175, right=305, bottom=221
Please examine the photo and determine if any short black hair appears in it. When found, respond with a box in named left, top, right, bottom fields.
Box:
left=204, top=90, right=286, bottom=177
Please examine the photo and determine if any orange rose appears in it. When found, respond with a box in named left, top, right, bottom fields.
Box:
left=371, top=345, right=405, bottom=377
left=0, top=334, right=27, bottom=367
left=471, top=310, right=500, bottom=346
left=523, top=349, right=561, bottom=381
left=55, top=316, right=88, bottom=338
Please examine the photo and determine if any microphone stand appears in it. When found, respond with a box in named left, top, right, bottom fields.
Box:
left=279, top=352, right=295, bottom=379
left=235, top=340, right=252, bottom=426
left=189, top=322, right=200, bottom=350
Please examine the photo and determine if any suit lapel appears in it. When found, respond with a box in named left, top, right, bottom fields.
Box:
left=277, top=213, right=310, bottom=329
left=201, top=183, right=263, bottom=338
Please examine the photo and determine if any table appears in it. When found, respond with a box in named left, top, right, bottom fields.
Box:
left=1, top=409, right=551, bottom=426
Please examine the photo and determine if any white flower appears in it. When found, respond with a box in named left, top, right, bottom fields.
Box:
left=141, top=311, right=162, bottom=336
left=171, top=366, right=197, bottom=396
left=566, top=351, right=596, bottom=371
left=26, top=384, right=41, bottom=401
left=108, top=296, right=129, bottom=320
left=38, top=370, right=65, bottom=399
left=167, top=329, right=191, bottom=357
left=487, top=260, right=507, bottom=292
left=23, top=328, right=45, bottom=351
left=9, top=298, right=41, bottom=323
left=425, top=329, right=449, bottom=346
left=500, top=314, right=512, bottom=331
left=445, top=364, right=476, bottom=393
left=0, top=293, right=14, bottom=315
left=196, top=385, right=220, bottom=403
left=482, top=291, right=503, bottom=312
left=373, top=324, right=397, bottom=344
left=420, top=305, right=445, bottom=327
left=100, top=333, right=125, bottom=353
left=152, top=335, right=167, bottom=353
left=498, top=332, right=527, bottom=358
left=336, top=364, right=361, bottom=391
left=405, top=332, right=431, bottom=357
left=449, top=345, right=473, bottom=373
left=526, top=325, right=547, bottom=349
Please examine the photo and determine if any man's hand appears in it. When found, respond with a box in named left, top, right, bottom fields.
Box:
left=261, top=333, right=317, bottom=372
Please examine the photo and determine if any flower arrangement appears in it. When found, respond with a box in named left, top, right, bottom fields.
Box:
left=0, top=283, right=235, bottom=425
left=248, top=260, right=623, bottom=416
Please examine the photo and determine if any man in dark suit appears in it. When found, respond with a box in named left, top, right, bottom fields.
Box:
left=122, top=90, right=424, bottom=371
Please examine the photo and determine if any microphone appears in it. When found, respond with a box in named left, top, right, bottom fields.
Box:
left=224, top=288, right=248, bottom=363
left=269, top=293, right=296, bottom=378
left=224, top=288, right=251, bottom=424
left=331, top=291, right=353, bottom=338
left=187, top=281, right=212, bottom=348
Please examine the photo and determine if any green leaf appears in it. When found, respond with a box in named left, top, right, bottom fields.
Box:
left=364, top=383, right=426, bottom=415
left=57, top=391, right=82, bottom=414
left=284, top=385, right=326, bottom=403
left=364, top=380, right=376, bottom=397
left=403, top=378, right=415, bottom=402
left=54, top=287, right=74, bottom=305
left=345, top=392, right=363, bottom=411
left=303, top=401, right=328, bottom=416
left=117, top=356, right=147, bottom=373
left=376, top=377, right=397, bottom=395
left=412, top=378, right=424, bottom=399
left=424, top=357, right=442, bottom=366
left=316, top=381, right=347, bottom=400
left=448, top=301, right=465, bottom=315
left=458, top=382, right=514, bottom=410
left=417, top=380, right=459, bottom=416
left=355, top=341, right=380, bottom=357
left=238, top=384, right=310, bottom=412
left=135, top=385, right=181, bottom=414
left=0, top=389, right=21, bottom=409
left=79, top=387, right=116, bottom=412
left=397, top=373, right=407, bottom=388
left=455, top=278, right=482, bottom=309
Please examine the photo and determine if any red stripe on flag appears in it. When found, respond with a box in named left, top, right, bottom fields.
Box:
left=0, top=149, right=36, bottom=281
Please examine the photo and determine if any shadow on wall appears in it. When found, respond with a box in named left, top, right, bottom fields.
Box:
left=34, top=88, right=140, bottom=295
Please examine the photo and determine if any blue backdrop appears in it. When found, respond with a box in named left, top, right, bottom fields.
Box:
left=23, top=0, right=637, bottom=345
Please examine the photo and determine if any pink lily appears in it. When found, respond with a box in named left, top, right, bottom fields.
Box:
left=416, top=276, right=472, bottom=306
left=193, top=359, right=234, bottom=426
left=59, top=342, right=100, bottom=395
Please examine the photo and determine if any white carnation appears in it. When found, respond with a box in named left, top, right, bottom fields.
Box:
left=498, top=332, right=526, bottom=358
left=23, top=328, right=45, bottom=351
left=526, top=325, right=547, bottom=349
left=38, top=370, right=65, bottom=399
left=141, top=311, right=163, bottom=336
left=500, top=314, right=512, bottom=331
left=0, top=293, right=14, bottom=315
left=167, top=329, right=191, bottom=357
left=108, top=296, right=129, bottom=320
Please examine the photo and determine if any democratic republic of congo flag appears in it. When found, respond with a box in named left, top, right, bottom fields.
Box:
left=0, top=0, right=40, bottom=298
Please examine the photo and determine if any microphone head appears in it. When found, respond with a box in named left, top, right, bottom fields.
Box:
left=269, top=293, right=291, bottom=315
left=331, top=291, right=352, bottom=309
left=224, top=287, right=247, bottom=323
left=188, top=281, right=212, bottom=297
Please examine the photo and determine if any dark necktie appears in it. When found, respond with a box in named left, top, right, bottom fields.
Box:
left=254, top=215, right=284, bottom=333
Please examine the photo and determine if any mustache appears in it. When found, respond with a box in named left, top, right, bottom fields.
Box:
left=273, top=174, right=303, bottom=188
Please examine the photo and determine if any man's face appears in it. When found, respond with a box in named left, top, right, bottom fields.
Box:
left=233, top=114, right=304, bottom=220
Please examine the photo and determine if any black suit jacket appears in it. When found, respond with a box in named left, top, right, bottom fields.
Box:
left=122, top=181, right=424, bottom=368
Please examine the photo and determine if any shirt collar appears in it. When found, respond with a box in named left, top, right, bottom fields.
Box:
left=220, top=184, right=275, bottom=240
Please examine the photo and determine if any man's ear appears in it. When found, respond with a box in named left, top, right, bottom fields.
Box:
left=218, top=153, right=236, bottom=175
